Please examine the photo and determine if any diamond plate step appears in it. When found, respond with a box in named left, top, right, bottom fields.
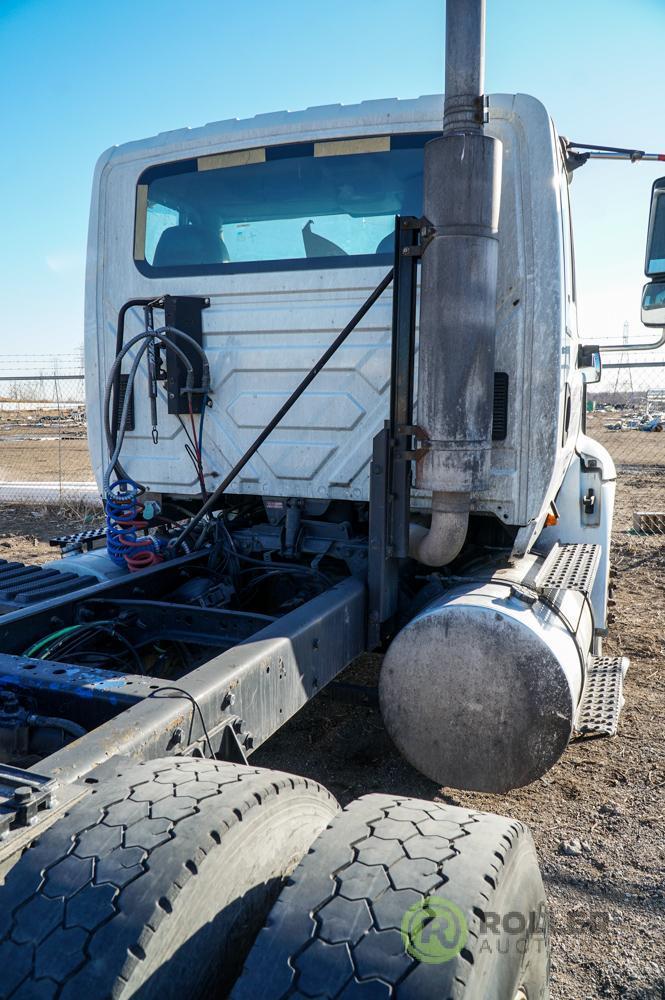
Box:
left=49, top=526, right=107, bottom=551
left=536, top=542, right=600, bottom=596
left=575, top=655, right=629, bottom=737
left=0, top=559, right=90, bottom=613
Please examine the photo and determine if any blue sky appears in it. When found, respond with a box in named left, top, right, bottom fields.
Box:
left=0, top=0, right=662, bottom=356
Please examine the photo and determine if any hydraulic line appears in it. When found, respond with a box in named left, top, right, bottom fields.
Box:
left=102, top=319, right=212, bottom=570
left=103, top=326, right=207, bottom=489
left=24, top=621, right=115, bottom=658
left=24, top=620, right=145, bottom=674
left=107, top=276, right=391, bottom=562
left=110, top=297, right=158, bottom=445
left=26, top=714, right=87, bottom=741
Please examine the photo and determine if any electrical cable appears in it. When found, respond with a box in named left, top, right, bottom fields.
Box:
left=24, top=620, right=145, bottom=675
left=103, top=329, right=199, bottom=491
left=92, top=626, right=146, bottom=674
left=238, top=564, right=331, bottom=585
left=177, top=413, right=198, bottom=451
left=224, top=546, right=310, bottom=569
left=23, top=621, right=114, bottom=659
left=148, top=686, right=215, bottom=759
left=55, top=626, right=145, bottom=674
left=104, top=322, right=210, bottom=487
left=198, top=393, right=207, bottom=454
left=102, top=318, right=213, bottom=570
left=187, top=394, right=206, bottom=496
left=176, top=413, right=207, bottom=497
left=63, top=651, right=131, bottom=669
left=200, top=517, right=332, bottom=583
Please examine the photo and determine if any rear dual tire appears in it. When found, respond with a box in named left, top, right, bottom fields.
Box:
left=0, top=765, right=549, bottom=999
left=0, top=757, right=337, bottom=999
left=234, top=795, right=550, bottom=999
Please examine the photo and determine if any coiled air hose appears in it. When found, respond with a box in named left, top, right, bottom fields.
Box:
left=103, top=319, right=211, bottom=570
left=105, top=478, right=163, bottom=570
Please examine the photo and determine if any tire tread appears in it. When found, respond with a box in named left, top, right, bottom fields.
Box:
left=233, top=794, right=547, bottom=999
left=0, top=758, right=335, bottom=999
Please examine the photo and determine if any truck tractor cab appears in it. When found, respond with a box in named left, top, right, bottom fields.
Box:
left=80, top=93, right=619, bottom=792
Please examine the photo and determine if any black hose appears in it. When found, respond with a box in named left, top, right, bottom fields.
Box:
left=26, top=714, right=87, bottom=741
left=104, top=329, right=201, bottom=488
left=106, top=300, right=211, bottom=484
left=110, top=298, right=157, bottom=443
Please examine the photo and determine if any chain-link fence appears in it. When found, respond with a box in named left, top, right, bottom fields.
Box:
left=0, top=351, right=663, bottom=530
left=0, top=356, right=97, bottom=504
left=587, top=360, right=665, bottom=538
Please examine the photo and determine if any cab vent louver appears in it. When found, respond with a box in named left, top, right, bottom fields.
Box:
left=492, top=372, right=509, bottom=441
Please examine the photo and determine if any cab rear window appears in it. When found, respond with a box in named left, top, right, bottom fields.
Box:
left=134, top=133, right=434, bottom=275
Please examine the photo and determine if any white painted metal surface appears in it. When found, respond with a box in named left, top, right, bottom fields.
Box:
left=85, top=93, right=582, bottom=550
left=539, top=433, right=616, bottom=632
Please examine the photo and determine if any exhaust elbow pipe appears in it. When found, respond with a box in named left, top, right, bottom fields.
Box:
left=413, top=0, right=501, bottom=567
left=408, top=491, right=469, bottom=567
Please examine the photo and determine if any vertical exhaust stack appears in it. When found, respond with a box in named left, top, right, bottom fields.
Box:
left=410, top=0, right=502, bottom=566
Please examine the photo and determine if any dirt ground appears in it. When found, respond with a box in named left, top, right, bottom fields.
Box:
left=0, top=407, right=92, bottom=483
left=0, top=474, right=663, bottom=1000
left=0, top=438, right=92, bottom=483
left=585, top=405, right=665, bottom=471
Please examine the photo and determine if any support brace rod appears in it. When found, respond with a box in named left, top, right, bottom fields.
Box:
left=175, top=269, right=394, bottom=549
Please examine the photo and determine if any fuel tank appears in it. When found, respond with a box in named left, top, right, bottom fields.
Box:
left=379, top=557, right=592, bottom=793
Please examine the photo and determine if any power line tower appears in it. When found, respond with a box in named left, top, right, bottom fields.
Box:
left=612, top=321, right=634, bottom=397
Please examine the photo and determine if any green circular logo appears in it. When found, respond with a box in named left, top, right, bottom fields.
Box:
left=401, top=895, right=468, bottom=965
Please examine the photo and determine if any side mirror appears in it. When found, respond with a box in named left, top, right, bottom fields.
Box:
left=645, top=176, right=665, bottom=277
left=641, top=280, right=665, bottom=327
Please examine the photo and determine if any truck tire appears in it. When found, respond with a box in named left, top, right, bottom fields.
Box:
left=233, top=794, right=549, bottom=999
left=0, top=756, right=338, bottom=1000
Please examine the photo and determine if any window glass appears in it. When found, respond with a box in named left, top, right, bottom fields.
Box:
left=145, top=203, right=179, bottom=264
left=136, top=135, right=431, bottom=272
left=647, top=191, right=665, bottom=275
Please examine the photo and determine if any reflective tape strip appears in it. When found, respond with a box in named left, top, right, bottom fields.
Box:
left=134, top=184, right=148, bottom=261
left=197, top=148, right=266, bottom=170
left=314, top=136, right=391, bottom=157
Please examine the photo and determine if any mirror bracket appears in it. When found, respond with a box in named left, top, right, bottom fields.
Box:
left=577, top=344, right=602, bottom=383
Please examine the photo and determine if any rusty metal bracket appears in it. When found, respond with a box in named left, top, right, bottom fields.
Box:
left=394, top=424, right=431, bottom=462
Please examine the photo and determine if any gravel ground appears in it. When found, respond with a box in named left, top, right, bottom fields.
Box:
left=0, top=472, right=663, bottom=999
